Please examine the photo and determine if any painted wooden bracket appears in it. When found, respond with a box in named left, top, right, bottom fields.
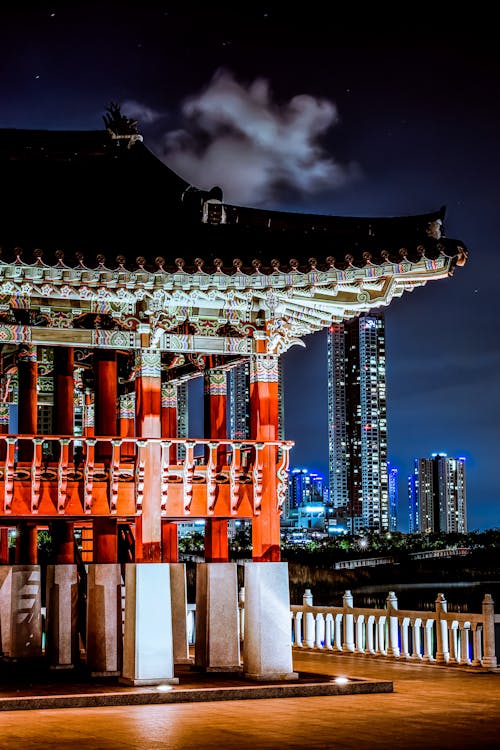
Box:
left=206, top=442, right=218, bottom=514
left=109, top=439, right=122, bottom=514
left=3, top=438, right=16, bottom=514
left=135, top=440, right=147, bottom=513
left=229, top=443, right=241, bottom=514
left=252, top=442, right=264, bottom=515
left=160, top=440, right=171, bottom=515
left=83, top=438, right=96, bottom=514
left=57, top=438, right=70, bottom=513
left=183, top=441, right=195, bottom=514
left=31, top=438, right=44, bottom=513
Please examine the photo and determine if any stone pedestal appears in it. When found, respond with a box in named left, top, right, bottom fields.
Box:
left=170, top=563, right=191, bottom=664
left=121, top=563, right=178, bottom=686
left=195, top=562, right=241, bottom=672
left=0, top=565, right=42, bottom=659
left=243, top=561, right=297, bottom=680
left=86, top=563, right=122, bottom=676
left=45, top=564, right=78, bottom=668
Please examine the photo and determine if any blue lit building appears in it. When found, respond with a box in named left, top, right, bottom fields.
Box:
left=387, top=461, right=398, bottom=532
left=283, top=468, right=327, bottom=530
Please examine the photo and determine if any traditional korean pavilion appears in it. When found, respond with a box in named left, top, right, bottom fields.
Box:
left=0, top=107, right=467, bottom=680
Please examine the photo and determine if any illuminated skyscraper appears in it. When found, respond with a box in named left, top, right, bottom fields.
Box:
left=327, top=312, right=388, bottom=532
left=228, top=359, right=285, bottom=441
left=408, top=453, right=467, bottom=533
left=387, top=461, right=398, bottom=532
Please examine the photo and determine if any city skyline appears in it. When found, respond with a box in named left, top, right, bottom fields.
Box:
left=0, top=6, right=498, bottom=530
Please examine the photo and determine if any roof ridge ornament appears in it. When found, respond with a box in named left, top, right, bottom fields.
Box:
left=103, top=102, right=143, bottom=147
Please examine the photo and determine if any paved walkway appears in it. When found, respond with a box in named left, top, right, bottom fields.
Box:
left=0, top=651, right=499, bottom=749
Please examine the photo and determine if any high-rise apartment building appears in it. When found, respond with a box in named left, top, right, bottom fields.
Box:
left=408, top=453, right=467, bottom=533
left=387, top=462, right=398, bottom=532
left=328, top=312, right=388, bottom=533
left=228, top=359, right=285, bottom=441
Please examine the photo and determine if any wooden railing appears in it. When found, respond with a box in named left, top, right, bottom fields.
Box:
left=0, top=435, right=293, bottom=518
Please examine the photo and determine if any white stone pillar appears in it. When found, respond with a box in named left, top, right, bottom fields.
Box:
left=435, top=592, right=450, bottom=664
left=243, top=561, right=298, bottom=680
left=343, top=590, right=355, bottom=652
left=121, top=563, right=178, bottom=685
left=481, top=594, right=498, bottom=669
left=195, top=562, right=241, bottom=672
left=303, top=588, right=315, bottom=648
left=170, top=563, right=191, bottom=664
left=386, top=591, right=400, bottom=657
left=86, top=563, right=122, bottom=676
left=0, top=565, right=42, bottom=659
left=45, top=564, right=78, bottom=668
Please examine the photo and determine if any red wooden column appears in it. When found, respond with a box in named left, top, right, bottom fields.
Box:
left=249, top=354, right=281, bottom=562
left=161, top=382, right=178, bottom=562
left=135, top=349, right=162, bottom=562
left=15, top=523, right=38, bottom=564
left=94, top=349, right=118, bottom=454
left=93, top=518, right=118, bottom=562
left=203, top=367, right=228, bottom=563
left=54, top=347, right=74, bottom=437
left=161, top=382, right=178, bottom=464
left=0, top=527, right=10, bottom=564
left=17, top=344, right=38, bottom=461
left=50, top=520, right=75, bottom=564
left=94, top=349, right=118, bottom=556
left=119, top=391, right=135, bottom=461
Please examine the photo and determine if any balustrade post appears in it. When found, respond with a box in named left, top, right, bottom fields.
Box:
left=343, top=590, right=355, bottom=652
left=435, top=593, right=450, bottom=664
left=386, top=591, right=400, bottom=657
left=481, top=594, right=497, bottom=669
left=303, top=588, right=315, bottom=648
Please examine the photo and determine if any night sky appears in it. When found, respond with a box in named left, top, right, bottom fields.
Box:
left=1, top=5, right=498, bottom=531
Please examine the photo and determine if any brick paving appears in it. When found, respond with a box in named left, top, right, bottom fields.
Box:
left=0, top=650, right=498, bottom=748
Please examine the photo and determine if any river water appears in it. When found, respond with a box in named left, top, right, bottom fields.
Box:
left=338, top=580, right=500, bottom=614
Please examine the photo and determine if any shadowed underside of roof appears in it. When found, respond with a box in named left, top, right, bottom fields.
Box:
left=0, top=127, right=467, bottom=273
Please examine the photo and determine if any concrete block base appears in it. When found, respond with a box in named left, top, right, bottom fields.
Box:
left=86, top=564, right=122, bottom=676
left=195, top=563, right=240, bottom=672
left=243, top=562, right=297, bottom=681
left=121, top=563, right=178, bottom=686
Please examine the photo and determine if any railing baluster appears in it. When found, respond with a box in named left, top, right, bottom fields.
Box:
left=57, top=438, right=70, bottom=513
left=84, top=438, right=96, bottom=514
left=31, top=437, right=44, bottom=513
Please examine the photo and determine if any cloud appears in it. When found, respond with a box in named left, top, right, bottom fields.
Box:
left=121, top=99, right=164, bottom=124
left=157, top=69, right=360, bottom=206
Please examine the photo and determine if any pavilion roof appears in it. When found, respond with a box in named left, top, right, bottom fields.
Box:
left=0, top=124, right=467, bottom=274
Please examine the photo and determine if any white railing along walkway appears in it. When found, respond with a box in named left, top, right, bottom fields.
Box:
left=290, top=589, right=498, bottom=670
